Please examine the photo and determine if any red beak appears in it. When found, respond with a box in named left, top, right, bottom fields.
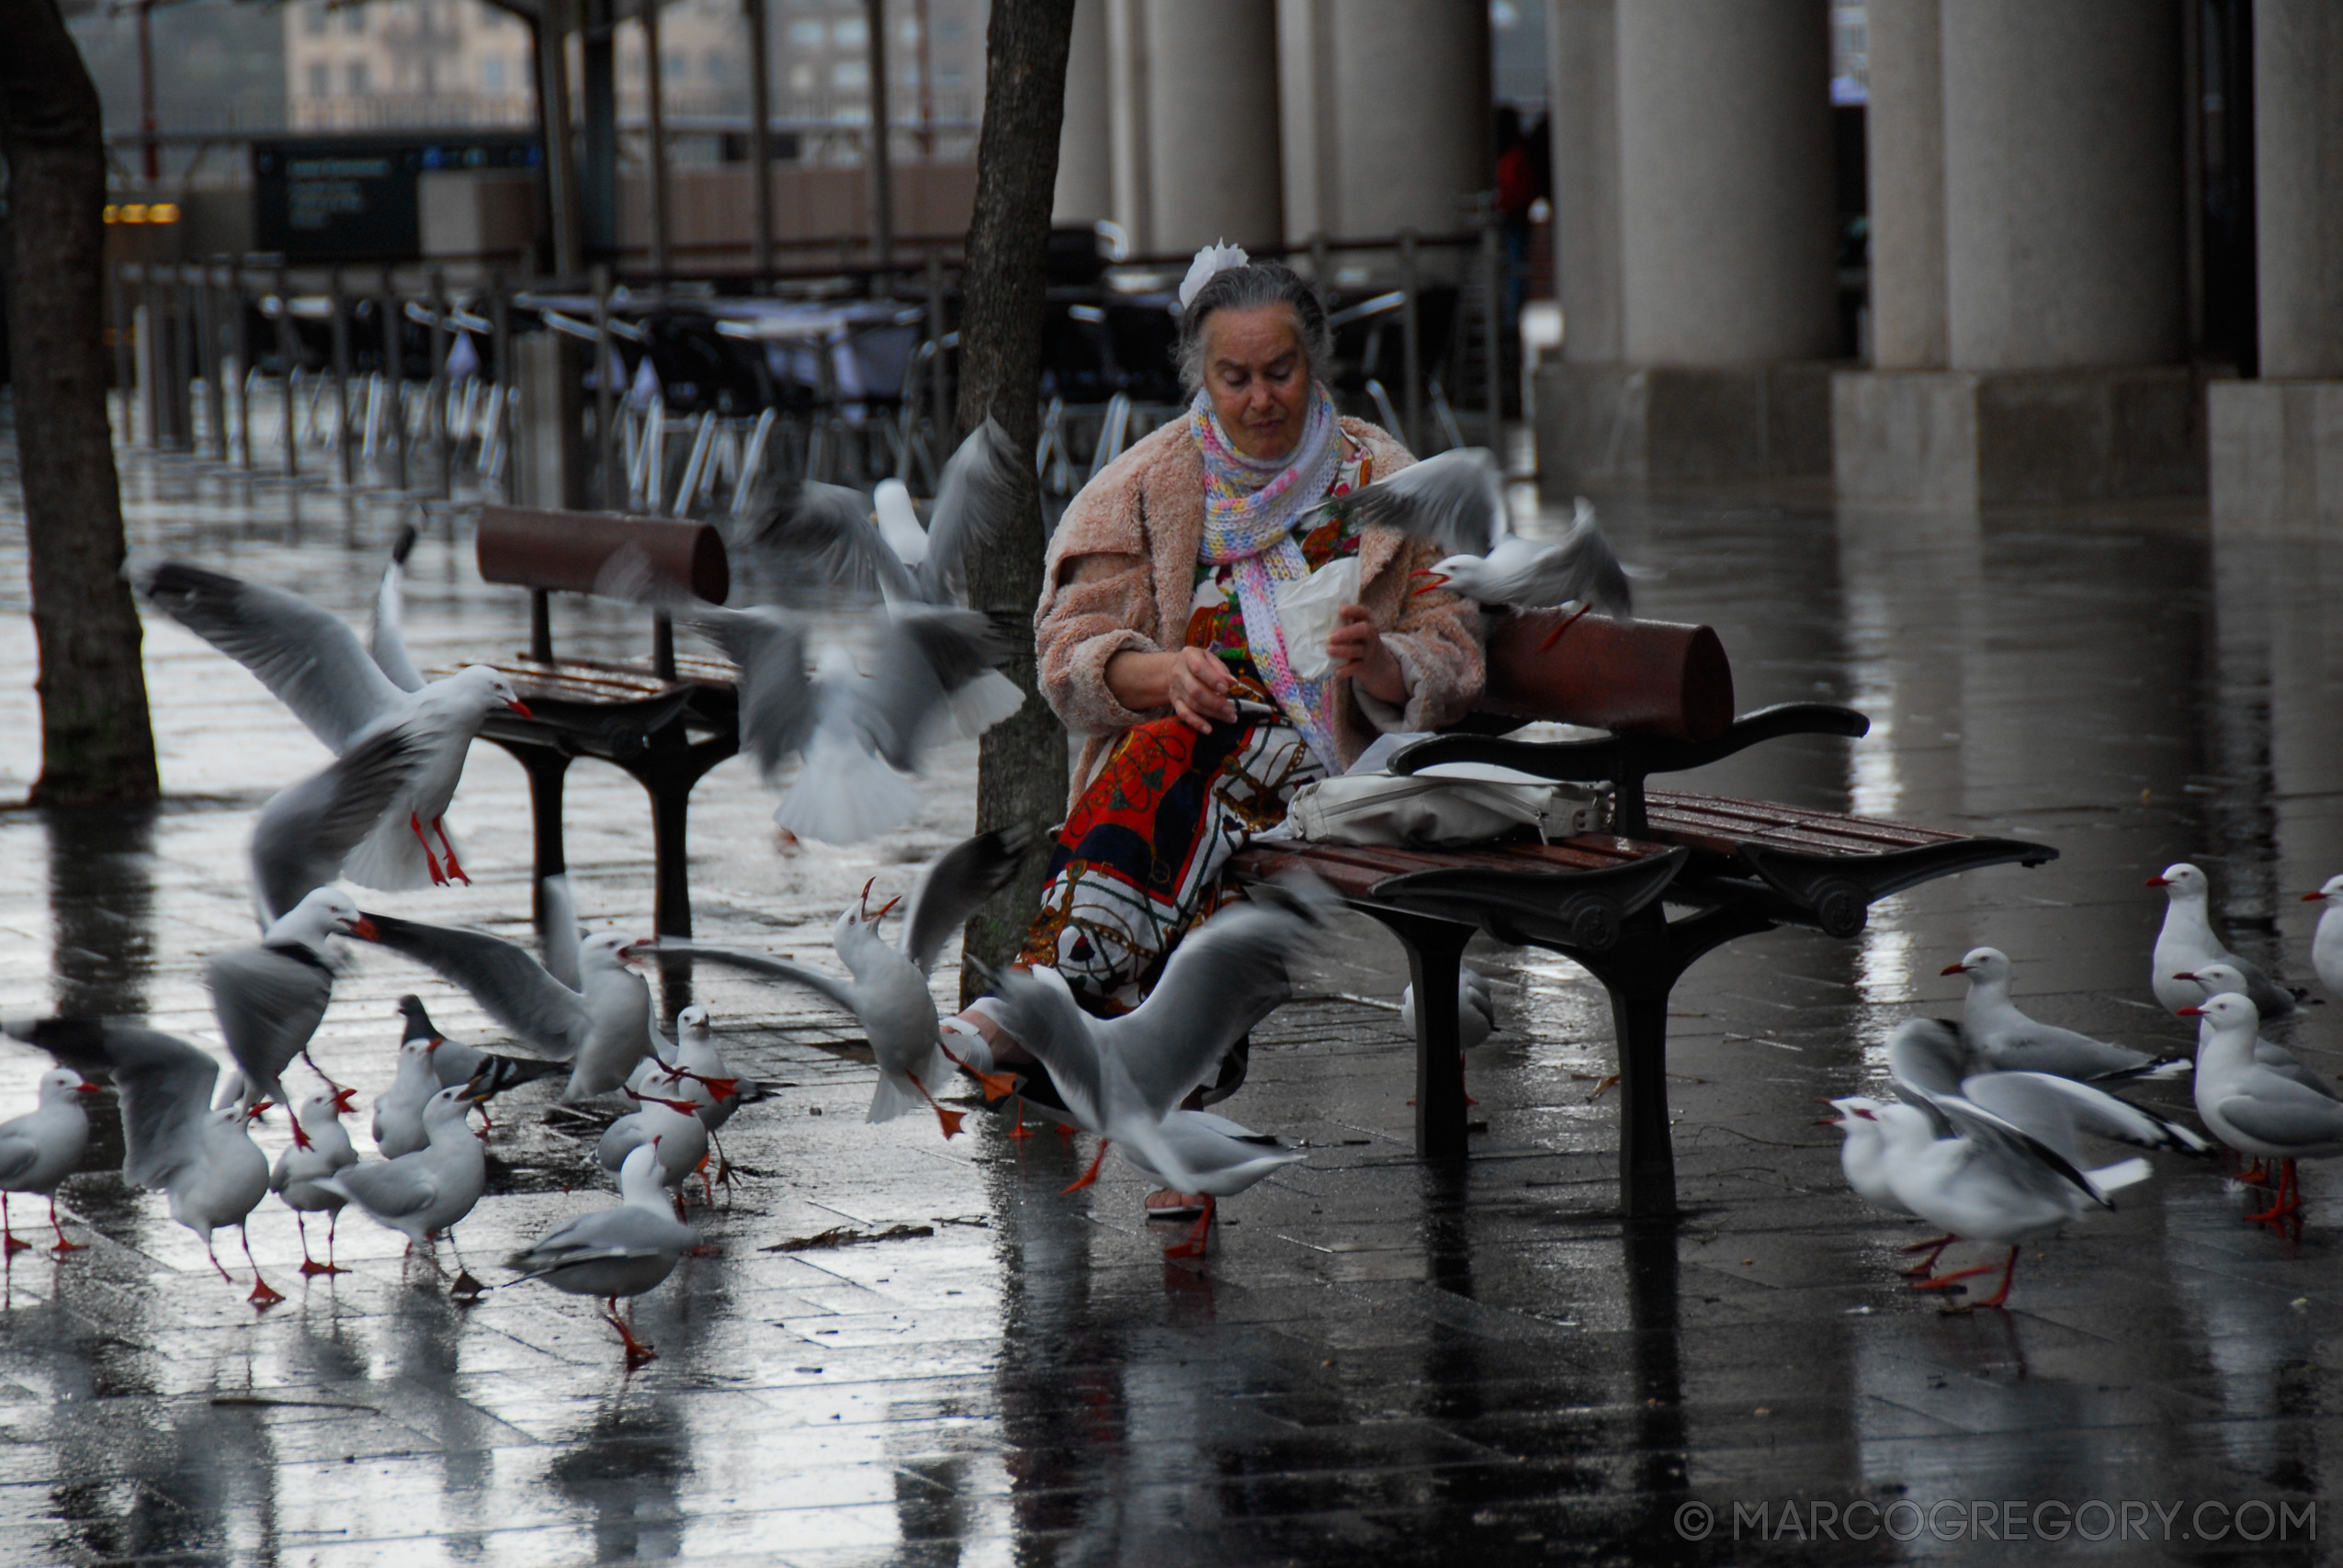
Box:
left=2145, top=876, right=2171, bottom=887
left=1815, top=1117, right=1842, bottom=1126
left=871, top=895, right=901, bottom=922
left=2172, top=972, right=2199, bottom=982
left=858, top=877, right=877, bottom=919
left=1939, top=962, right=1968, bottom=976
left=2305, top=892, right=2329, bottom=902
left=425, top=1036, right=444, bottom=1055
left=74, top=1082, right=101, bottom=1095
left=346, top=916, right=379, bottom=942
left=331, top=1087, right=358, bottom=1115
left=506, top=699, right=535, bottom=718
left=1408, top=574, right=1450, bottom=598
left=2177, top=1006, right=2204, bottom=1017
left=245, top=1100, right=274, bottom=1122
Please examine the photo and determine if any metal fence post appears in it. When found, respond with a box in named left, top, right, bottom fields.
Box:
left=430, top=268, right=453, bottom=499
left=1480, top=206, right=1503, bottom=449
left=593, top=263, right=616, bottom=510
left=382, top=269, right=407, bottom=491
left=275, top=266, right=300, bottom=477
left=230, top=261, right=253, bottom=469
left=330, top=267, right=354, bottom=487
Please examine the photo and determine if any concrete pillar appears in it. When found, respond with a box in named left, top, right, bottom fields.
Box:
left=1535, top=0, right=1837, bottom=484
left=1106, top=0, right=1281, bottom=254
left=1941, top=2, right=2183, bottom=370
left=2252, top=0, right=2343, bottom=380
left=1614, top=0, right=1837, bottom=366
left=2208, top=0, right=2343, bottom=533
left=1277, top=0, right=1488, bottom=245
left=1054, top=0, right=1111, bottom=224
left=1546, top=0, right=1622, bottom=364
left=1837, top=3, right=2201, bottom=508
left=1864, top=0, right=1946, bottom=369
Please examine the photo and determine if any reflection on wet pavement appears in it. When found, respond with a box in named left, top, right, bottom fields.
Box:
left=3, top=426, right=2340, bottom=1563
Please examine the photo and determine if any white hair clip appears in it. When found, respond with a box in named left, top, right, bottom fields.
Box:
left=1178, top=240, right=1250, bottom=309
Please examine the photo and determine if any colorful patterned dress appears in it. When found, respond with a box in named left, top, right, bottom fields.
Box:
left=1015, top=435, right=1375, bottom=1018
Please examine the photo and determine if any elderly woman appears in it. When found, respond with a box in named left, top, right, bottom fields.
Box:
left=958, top=256, right=1483, bottom=1188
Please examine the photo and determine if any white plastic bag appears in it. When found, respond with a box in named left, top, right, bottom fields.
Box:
left=1279, top=765, right=1607, bottom=848
left=1275, top=557, right=1362, bottom=682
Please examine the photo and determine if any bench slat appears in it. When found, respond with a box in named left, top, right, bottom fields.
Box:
left=1648, top=788, right=1957, bottom=845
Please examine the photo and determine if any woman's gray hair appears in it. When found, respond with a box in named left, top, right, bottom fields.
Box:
left=1174, top=261, right=1333, bottom=398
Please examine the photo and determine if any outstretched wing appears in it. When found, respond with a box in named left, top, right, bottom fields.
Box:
left=899, top=826, right=1032, bottom=976
left=1536, top=497, right=1633, bottom=619
left=137, top=561, right=409, bottom=751
left=249, top=723, right=424, bottom=925
left=358, top=912, right=593, bottom=1059
left=1934, top=1092, right=2115, bottom=1210
left=1961, top=1070, right=2212, bottom=1156
left=855, top=607, right=1012, bottom=771
left=206, top=945, right=334, bottom=1096
left=683, top=604, right=816, bottom=782
left=643, top=942, right=860, bottom=1015
left=742, top=479, right=921, bottom=604
left=5, top=1020, right=219, bottom=1192
left=917, top=418, right=1024, bottom=605
left=1329, top=446, right=1505, bottom=558
left=369, top=525, right=427, bottom=693
left=1102, top=886, right=1332, bottom=1120
left=979, top=965, right=1109, bottom=1133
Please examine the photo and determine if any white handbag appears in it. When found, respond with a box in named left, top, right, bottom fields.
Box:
left=1278, top=761, right=1608, bottom=849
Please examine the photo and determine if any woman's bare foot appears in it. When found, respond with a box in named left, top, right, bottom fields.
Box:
left=1145, top=1190, right=1208, bottom=1220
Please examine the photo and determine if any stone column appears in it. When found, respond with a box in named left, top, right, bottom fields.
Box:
left=2211, top=0, right=2343, bottom=530
left=1941, top=1, right=2183, bottom=370
left=1865, top=0, right=1946, bottom=370
left=1835, top=2, right=2200, bottom=507
left=1614, top=0, right=1837, bottom=367
left=1107, top=0, right=1281, bottom=254
left=1546, top=0, right=1622, bottom=364
left=1535, top=0, right=1838, bottom=483
left=1054, top=0, right=1111, bottom=224
left=1276, top=0, right=1489, bottom=245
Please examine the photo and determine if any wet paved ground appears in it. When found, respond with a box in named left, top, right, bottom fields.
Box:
left=1, top=413, right=2341, bottom=1565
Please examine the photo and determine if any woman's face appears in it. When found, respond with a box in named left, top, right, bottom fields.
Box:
left=1201, top=305, right=1310, bottom=460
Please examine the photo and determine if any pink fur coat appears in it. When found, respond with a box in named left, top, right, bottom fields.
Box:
left=1036, top=414, right=1486, bottom=805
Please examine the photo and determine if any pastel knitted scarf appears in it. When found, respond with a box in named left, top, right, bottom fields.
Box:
left=1192, top=383, right=1346, bottom=767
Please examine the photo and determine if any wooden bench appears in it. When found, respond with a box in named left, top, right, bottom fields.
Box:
left=1231, top=607, right=2058, bottom=1220
left=466, top=505, right=742, bottom=938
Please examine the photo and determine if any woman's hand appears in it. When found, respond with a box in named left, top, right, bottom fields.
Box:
left=1106, top=647, right=1239, bottom=734
left=1328, top=604, right=1408, bottom=705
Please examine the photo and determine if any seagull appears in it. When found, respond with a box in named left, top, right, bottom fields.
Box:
left=0, top=1069, right=100, bottom=1256
left=394, top=995, right=568, bottom=1124
left=504, top=1138, right=699, bottom=1367
left=1941, top=947, right=2188, bottom=1081
left=1873, top=1069, right=2153, bottom=1311
left=1398, top=966, right=1497, bottom=1051
left=247, top=724, right=424, bottom=927
left=653, top=828, right=1030, bottom=1137
left=1112, top=1109, right=1307, bottom=1258
left=4, top=1019, right=284, bottom=1305
left=2300, top=875, right=2343, bottom=998
left=372, top=1033, right=441, bottom=1158
left=317, top=1083, right=489, bottom=1286
left=2148, top=863, right=2303, bottom=1019
left=1820, top=1094, right=1960, bottom=1277
left=1875, top=1017, right=2208, bottom=1300
left=624, top=1005, right=747, bottom=1189
left=207, top=886, right=376, bottom=1109
left=1319, top=450, right=1631, bottom=631
left=970, top=879, right=1332, bottom=1247
left=598, top=1088, right=708, bottom=1209
left=357, top=906, right=655, bottom=1101
left=2181, top=991, right=2343, bottom=1225
left=269, top=1088, right=359, bottom=1275
left=368, top=523, right=428, bottom=693
left=136, top=558, right=533, bottom=889
left=2176, top=964, right=2339, bottom=1104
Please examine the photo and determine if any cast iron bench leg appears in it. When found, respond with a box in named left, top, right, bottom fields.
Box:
left=1361, top=909, right=1477, bottom=1159
left=646, top=778, right=693, bottom=940
left=506, top=745, right=573, bottom=930
left=1608, top=982, right=1678, bottom=1221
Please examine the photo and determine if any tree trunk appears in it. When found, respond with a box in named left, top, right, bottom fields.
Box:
left=0, top=0, right=159, bottom=807
left=956, top=0, right=1075, bottom=991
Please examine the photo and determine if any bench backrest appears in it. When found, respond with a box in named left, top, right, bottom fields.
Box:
left=1477, top=611, right=1735, bottom=743
left=477, top=505, right=730, bottom=671
left=477, top=506, right=730, bottom=603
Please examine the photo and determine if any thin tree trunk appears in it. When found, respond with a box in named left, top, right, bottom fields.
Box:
left=1, top=0, right=159, bottom=806
left=956, top=0, right=1074, bottom=989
